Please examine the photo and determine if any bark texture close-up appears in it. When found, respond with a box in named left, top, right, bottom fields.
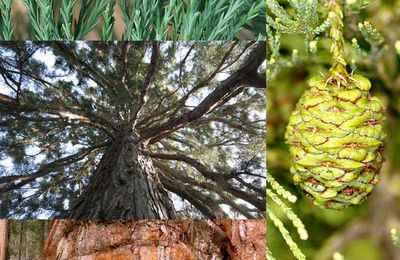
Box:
left=0, top=220, right=9, bottom=260
left=41, top=219, right=266, bottom=260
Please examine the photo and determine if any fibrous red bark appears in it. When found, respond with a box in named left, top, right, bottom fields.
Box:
left=0, top=220, right=9, bottom=260
left=41, top=219, right=266, bottom=260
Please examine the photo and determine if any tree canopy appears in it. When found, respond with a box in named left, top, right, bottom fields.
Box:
left=0, top=41, right=266, bottom=219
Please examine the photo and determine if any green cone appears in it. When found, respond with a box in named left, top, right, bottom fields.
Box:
left=285, top=74, right=385, bottom=210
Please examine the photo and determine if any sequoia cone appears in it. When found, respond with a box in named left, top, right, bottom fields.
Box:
left=285, top=74, right=385, bottom=209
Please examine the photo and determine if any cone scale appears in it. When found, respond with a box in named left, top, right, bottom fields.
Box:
left=285, top=0, right=385, bottom=210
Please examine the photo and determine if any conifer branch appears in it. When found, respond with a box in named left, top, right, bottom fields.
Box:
left=328, top=0, right=348, bottom=79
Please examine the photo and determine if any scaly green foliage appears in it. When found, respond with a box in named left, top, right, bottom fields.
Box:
left=266, top=25, right=299, bottom=83
left=266, top=173, right=308, bottom=260
left=267, top=0, right=333, bottom=53
left=391, top=229, right=400, bottom=248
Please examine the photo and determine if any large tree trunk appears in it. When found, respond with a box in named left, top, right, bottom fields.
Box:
left=69, top=135, right=176, bottom=220
left=41, top=219, right=266, bottom=260
left=0, top=220, right=9, bottom=260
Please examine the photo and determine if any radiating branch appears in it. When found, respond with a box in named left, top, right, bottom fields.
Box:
left=0, top=142, right=108, bottom=193
left=145, top=151, right=266, bottom=211
left=139, top=42, right=266, bottom=144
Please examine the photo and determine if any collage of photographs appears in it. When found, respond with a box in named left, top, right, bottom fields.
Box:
left=0, top=0, right=399, bottom=259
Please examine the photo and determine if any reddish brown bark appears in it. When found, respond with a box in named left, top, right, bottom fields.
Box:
left=41, top=219, right=266, bottom=260
left=0, top=220, right=9, bottom=260
left=41, top=220, right=70, bottom=259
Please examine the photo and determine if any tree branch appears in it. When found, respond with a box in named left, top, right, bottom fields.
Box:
left=0, top=92, right=115, bottom=137
left=155, top=161, right=257, bottom=219
left=139, top=42, right=266, bottom=144
left=0, top=142, right=108, bottom=193
left=144, top=151, right=266, bottom=211
left=195, top=116, right=259, bottom=135
left=130, top=42, right=160, bottom=126
left=120, top=42, right=133, bottom=98
left=54, top=42, right=118, bottom=95
left=158, top=171, right=228, bottom=219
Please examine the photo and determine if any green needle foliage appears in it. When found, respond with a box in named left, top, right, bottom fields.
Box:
left=73, top=0, right=109, bottom=40
left=101, top=0, right=116, bottom=41
left=0, top=0, right=265, bottom=40
left=59, top=0, right=79, bottom=40
left=115, top=0, right=264, bottom=40
left=0, top=0, right=13, bottom=40
left=22, top=0, right=56, bottom=40
left=351, top=21, right=385, bottom=66
left=22, top=0, right=109, bottom=40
